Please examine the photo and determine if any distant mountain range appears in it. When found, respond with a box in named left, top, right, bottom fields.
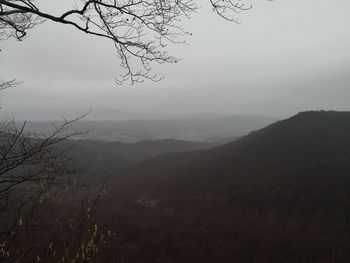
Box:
left=1, top=107, right=244, bottom=121
left=104, top=111, right=350, bottom=262
left=16, top=115, right=278, bottom=143
left=1, top=108, right=166, bottom=121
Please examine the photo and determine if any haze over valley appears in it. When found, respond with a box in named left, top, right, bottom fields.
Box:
left=6, top=108, right=277, bottom=143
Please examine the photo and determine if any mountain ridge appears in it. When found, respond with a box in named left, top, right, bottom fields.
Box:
left=109, top=111, right=350, bottom=215
left=100, top=111, right=350, bottom=262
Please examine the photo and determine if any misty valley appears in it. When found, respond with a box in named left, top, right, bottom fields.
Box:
left=1, top=110, right=350, bottom=262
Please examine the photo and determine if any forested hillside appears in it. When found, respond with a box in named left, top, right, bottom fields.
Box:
left=105, top=111, right=350, bottom=262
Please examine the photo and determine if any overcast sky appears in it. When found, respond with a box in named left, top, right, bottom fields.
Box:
left=1, top=0, right=350, bottom=118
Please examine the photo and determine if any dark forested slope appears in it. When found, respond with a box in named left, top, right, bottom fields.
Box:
left=64, top=139, right=214, bottom=184
left=111, top=111, right=350, bottom=214
left=106, top=111, right=350, bottom=263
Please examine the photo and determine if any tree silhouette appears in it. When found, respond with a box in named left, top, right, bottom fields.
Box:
left=0, top=0, right=251, bottom=84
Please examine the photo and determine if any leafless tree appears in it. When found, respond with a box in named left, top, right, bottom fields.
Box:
left=0, top=114, right=88, bottom=260
left=0, top=105, right=119, bottom=262
left=0, top=0, right=252, bottom=84
left=0, top=171, right=115, bottom=262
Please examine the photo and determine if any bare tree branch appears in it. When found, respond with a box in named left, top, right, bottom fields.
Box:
left=0, top=112, right=95, bottom=261
left=0, top=79, right=22, bottom=90
left=0, top=0, right=251, bottom=84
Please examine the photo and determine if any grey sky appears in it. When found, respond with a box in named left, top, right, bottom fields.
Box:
left=1, top=0, right=350, bottom=118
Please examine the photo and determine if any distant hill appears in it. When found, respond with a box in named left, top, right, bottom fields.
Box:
left=1, top=107, right=250, bottom=121
left=64, top=139, right=214, bottom=184
left=18, top=115, right=277, bottom=143
left=69, top=138, right=214, bottom=162
left=107, top=111, right=350, bottom=262
left=1, top=108, right=166, bottom=121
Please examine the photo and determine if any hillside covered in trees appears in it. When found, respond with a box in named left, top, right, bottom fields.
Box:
left=103, top=111, right=350, bottom=262
left=1, top=111, right=350, bottom=262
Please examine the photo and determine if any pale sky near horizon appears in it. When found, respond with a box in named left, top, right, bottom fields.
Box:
left=1, top=0, right=350, bottom=118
